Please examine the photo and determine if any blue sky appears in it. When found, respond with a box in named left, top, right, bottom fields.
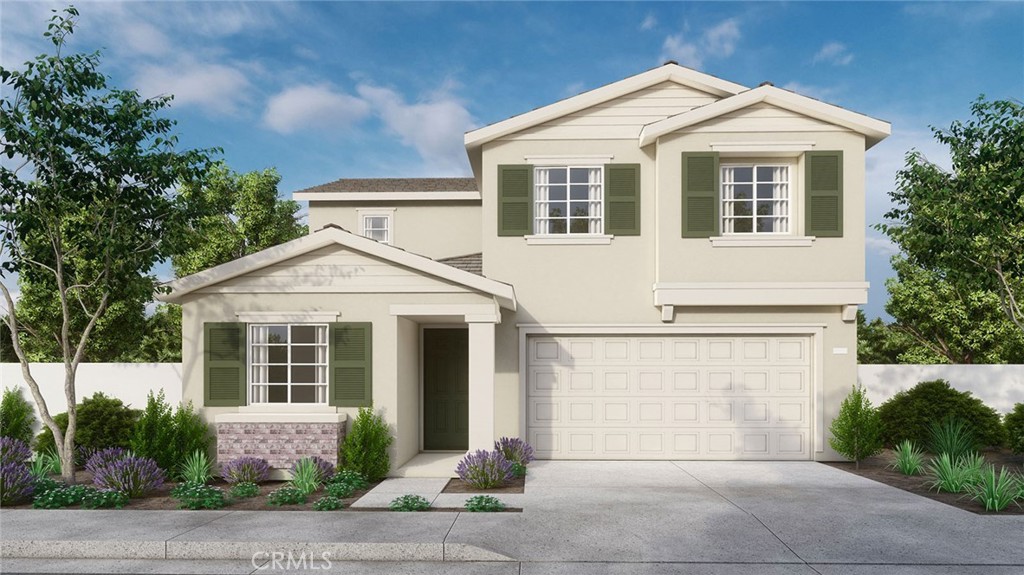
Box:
left=2, top=1, right=1022, bottom=319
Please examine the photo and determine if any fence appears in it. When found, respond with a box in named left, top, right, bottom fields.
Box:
left=858, top=364, right=1023, bottom=414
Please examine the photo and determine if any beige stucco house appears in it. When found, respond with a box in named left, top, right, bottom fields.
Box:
left=162, top=63, right=890, bottom=475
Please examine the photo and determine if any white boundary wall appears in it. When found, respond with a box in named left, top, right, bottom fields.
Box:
left=0, top=363, right=182, bottom=433
left=858, top=364, right=1024, bottom=414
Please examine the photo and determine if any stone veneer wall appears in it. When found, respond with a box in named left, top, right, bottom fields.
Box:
left=216, top=422, right=345, bottom=469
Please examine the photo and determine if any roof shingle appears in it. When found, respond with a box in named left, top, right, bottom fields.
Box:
left=436, top=253, right=483, bottom=276
left=295, top=177, right=477, bottom=195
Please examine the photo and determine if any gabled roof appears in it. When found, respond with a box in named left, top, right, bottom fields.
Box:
left=463, top=62, right=747, bottom=150
left=293, top=178, right=479, bottom=202
left=639, top=84, right=891, bottom=148
left=437, top=253, right=483, bottom=276
left=159, top=226, right=516, bottom=310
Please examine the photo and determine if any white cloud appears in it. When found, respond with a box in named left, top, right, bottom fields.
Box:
left=121, top=21, right=172, bottom=57
left=813, top=42, right=854, bottom=66
left=134, top=60, right=253, bottom=115
left=562, top=81, right=585, bottom=97
left=640, top=14, right=658, bottom=31
left=865, top=235, right=899, bottom=257
left=660, top=18, right=740, bottom=69
left=263, top=84, right=371, bottom=134
left=356, top=83, right=475, bottom=175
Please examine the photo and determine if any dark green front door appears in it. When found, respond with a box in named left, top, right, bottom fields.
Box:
left=423, top=328, right=469, bottom=450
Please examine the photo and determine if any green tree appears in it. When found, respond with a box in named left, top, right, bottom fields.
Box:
left=0, top=8, right=215, bottom=482
left=881, top=97, right=1024, bottom=335
left=856, top=310, right=908, bottom=364
left=884, top=257, right=1024, bottom=364
left=128, top=304, right=182, bottom=363
left=829, top=384, right=884, bottom=469
left=172, top=162, right=306, bottom=277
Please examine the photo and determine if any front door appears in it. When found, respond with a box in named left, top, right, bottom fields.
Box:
left=423, top=328, right=469, bottom=450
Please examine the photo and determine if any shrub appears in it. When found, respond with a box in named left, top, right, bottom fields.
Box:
left=1, top=436, right=32, bottom=466
left=465, top=495, right=505, bottom=512
left=0, top=462, right=34, bottom=504
left=877, top=380, right=1006, bottom=448
left=179, top=450, right=213, bottom=485
left=32, top=484, right=90, bottom=509
left=928, top=418, right=976, bottom=461
left=267, top=485, right=308, bottom=506
left=92, top=455, right=165, bottom=498
left=29, top=449, right=60, bottom=479
left=312, top=496, right=345, bottom=511
left=290, top=457, right=325, bottom=495
left=888, top=440, right=925, bottom=476
left=510, top=462, right=527, bottom=479
left=1006, top=403, right=1024, bottom=457
left=926, top=453, right=973, bottom=494
left=33, top=476, right=62, bottom=498
left=965, top=465, right=1021, bottom=512
left=959, top=452, right=987, bottom=485
left=130, top=392, right=209, bottom=472
left=389, top=494, right=430, bottom=512
left=220, top=456, right=270, bottom=484
left=81, top=489, right=128, bottom=510
left=171, top=483, right=227, bottom=510
left=325, top=481, right=355, bottom=499
left=35, top=392, right=139, bottom=457
left=338, top=407, right=393, bottom=482
left=84, top=447, right=130, bottom=476
left=1, top=387, right=36, bottom=445
left=456, top=450, right=513, bottom=489
left=494, top=437, right=534, bottom=467
left=330, top=469, right=369, bottom=490
left=828, top=384, right=884, bottom=469
left=229, top=481, right=260, bottom=499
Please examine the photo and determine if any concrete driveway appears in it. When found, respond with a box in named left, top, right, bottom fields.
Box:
left=447, top=460, right=1024, bottom=572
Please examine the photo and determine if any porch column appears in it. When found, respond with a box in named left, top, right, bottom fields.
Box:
left=466, top=319, right=496, bottom=451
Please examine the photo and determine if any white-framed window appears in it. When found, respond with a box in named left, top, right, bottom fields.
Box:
left=361, top=214, right=391, bottom=244
left=721, top=164, right=790, bottom=234
left=249, top=324, right=328, bottom=404
left=534, top=166, right=603, bottom=235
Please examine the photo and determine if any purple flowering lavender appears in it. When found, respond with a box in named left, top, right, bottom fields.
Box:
left=84, top=447, right=130, bottom=475
left=455, top=450, right=513, bottom=489
left=493, top=437, right=535, bottom=466
left=92, top=455, right=165, bottom=498
left=220, top=456, right=271, bottom=484
left=0, top=462, right=35, bottom=504
left=0, top=437, right=32, bottom=467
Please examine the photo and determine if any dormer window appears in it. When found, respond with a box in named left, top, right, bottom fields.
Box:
left=721, top=164, right=790, bottom=234
left=534, top=166, right=604, bottom=235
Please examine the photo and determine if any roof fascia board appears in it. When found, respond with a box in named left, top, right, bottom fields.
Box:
left=464, top=65, right=746, bottom=149
left=294, top=191, right=481, bottom=202
left=160, top=227, right=516, bottom=310
left=639, top=86, right=891, bottom=147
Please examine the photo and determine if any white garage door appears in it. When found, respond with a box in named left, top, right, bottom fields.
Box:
left=527, top=335, right=812, bottom=460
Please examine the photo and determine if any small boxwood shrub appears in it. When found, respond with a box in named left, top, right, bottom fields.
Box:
left=1, top=437, right=32, bottom=467
left=877, top=380, right=1006, bottom=449
left=267, top=485, right=308, bottom=506
left=35, top=392, right=139, bottom=457
left=220, top=456, right=270, bottom=484
left=0, top=462, right=35, bottom=504
left=339, top=408, right=393, bottom=483
left=32, top=484, right=90, bottom=509
left=229, top=481, right=260, bottom=499
left=325, top=481, right=355, bottom=499
left=330, top=469, right=369, bottom=490
left=465, top=495, right=505, bottom=512
left=456, top=450, right=513, bottom=489
left=1, top=388, right=36, bottom=445
left=81, top=488, right=128, bottom=510
left=1006, top=403, right=1024, bottom=457
left=33, top=476, right=62, bottom=498
left=171, top=483, right=227, bottom=510
left=389, top=494, right=430, bottom=511
left=312, top=495, right=344, bottom=511
left=92, top=455, right=165, bottom=498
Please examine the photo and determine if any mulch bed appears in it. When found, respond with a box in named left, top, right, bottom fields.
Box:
left=824, top=448, right=1024, bottom=515
left=441, top=476, right=525, bottom=494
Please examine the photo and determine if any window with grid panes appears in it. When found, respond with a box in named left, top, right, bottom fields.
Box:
left=533, top=166, right=604, bottom=234
left=721, top=165, right=790, bottom=234
left=249, top=325, right=328, bottom=404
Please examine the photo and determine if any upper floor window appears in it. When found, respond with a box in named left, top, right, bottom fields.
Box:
left=358, top=209, right=394, bottom=244
left=534, top=166, right=603, bottom=235
left=721, top=165, right=790, bottom=234
left=249, top=324, right=328, bottom=404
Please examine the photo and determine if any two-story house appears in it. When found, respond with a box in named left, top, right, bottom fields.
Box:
left=162, top=63, right=890, bottom=474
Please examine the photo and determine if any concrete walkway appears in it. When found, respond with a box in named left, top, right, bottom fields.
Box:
left=1, top=461, right=1022, bottom=574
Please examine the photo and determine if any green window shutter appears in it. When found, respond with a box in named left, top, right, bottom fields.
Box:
left=498, top=165, right=532, bottom=236
left=805, top=151, right=844, bottom=237
left=681, top=152, right=720, bottom=238
left=329, top=322, right=372, bottom=407
left=604, top=164, right=641, bottom=236
left=204, top=323, right=246, bottom=407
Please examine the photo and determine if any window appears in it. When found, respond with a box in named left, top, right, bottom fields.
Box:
left=249, top=324, right=328, bottom=404
left=534, top=166, right=603, bottom=234
left=721, top=165, right=790, bottom=234
left=361, top=214, right=391, bottom=244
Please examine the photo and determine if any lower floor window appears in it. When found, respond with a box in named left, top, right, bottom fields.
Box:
left=249, top=324, right=328, bottom=404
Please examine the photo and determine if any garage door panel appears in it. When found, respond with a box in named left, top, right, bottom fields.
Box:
left=527, top=335, right=813, bottom=460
